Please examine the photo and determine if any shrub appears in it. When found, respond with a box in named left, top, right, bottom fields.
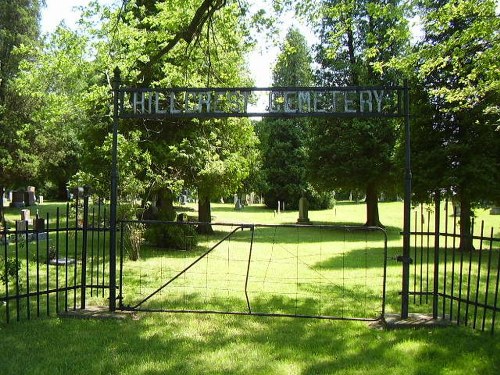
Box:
left=144, top=222, right=198, bottom=250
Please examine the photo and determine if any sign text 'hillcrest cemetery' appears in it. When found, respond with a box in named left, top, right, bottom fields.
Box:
left=117, top=86, right=405, bottom=119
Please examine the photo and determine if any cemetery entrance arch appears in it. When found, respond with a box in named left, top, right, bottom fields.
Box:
left=110, top=68, right=412, bottom=319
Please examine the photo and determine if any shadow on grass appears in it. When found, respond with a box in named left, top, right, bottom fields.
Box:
left=0, top=300, right=498, bottom=375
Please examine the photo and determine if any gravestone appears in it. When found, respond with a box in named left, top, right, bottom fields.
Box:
left=15, top=220, right=27, bottom=232
left=34, top=217, right=45, bottom=232
left=21, top=209, right=32, bottom=224
left=297, top=197, right=311, bottom=224
left=11, top=191, right=25, bottom=208
left=490, top=207, right=500, bottom=215
left=25, top=186, right=36, bottom=206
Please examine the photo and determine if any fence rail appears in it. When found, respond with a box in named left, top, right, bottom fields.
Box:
left=0, top=198, right=111, bottom=323
left=409, top=201, right=500, bottom=334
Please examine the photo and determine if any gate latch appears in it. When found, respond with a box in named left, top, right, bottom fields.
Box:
left=396, top=255, right=413, bottom=264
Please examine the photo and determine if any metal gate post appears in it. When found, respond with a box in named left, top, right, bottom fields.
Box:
left=401, top=80, right=412, bottom=319
left=109, top=67, right=120, bottom=311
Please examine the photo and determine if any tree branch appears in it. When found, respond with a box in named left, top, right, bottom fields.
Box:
left=139, top=0, right=227, bottom=83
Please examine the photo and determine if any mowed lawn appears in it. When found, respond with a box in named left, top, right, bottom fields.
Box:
left=1, top=201, right=499, bottom=374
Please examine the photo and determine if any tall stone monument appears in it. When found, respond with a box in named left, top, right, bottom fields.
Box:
left=297, top=197, right=311, bottom=224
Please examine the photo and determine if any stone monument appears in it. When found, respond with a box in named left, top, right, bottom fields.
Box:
left=297, top=197, right=311, bottom=224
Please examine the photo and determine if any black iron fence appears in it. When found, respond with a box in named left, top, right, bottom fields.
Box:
left=409, top=201, right=500, bottom=334
left=0, top=197, right=111, bottom=323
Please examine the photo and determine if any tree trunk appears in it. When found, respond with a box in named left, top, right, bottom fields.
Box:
left=157, top=188, right=175, bottom=221
left=198, top=194, right=213, bottom=234
left=365, top=183, right=383, bottom=227
left=459, top=196, right=474, bottom=251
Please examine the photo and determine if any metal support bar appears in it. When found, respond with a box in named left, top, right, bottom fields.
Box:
left=80, top=192, right=89, bottom=309
left=109, top=67, right=120, bottom=311
left=401, top=79, right=412, bottom=319
left=433, top=192, right=440, bottom=319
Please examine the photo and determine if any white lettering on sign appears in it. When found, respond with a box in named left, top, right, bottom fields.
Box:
left=124, top=88, right=398, bottom=117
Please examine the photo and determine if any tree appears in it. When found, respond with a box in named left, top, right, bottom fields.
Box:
left=0, top=0, right=43, bottom=219
left=76, top=0, right=257, bottom=233
left=258, top=28, right=333, bottom=211
left=410, top=0, right=500, bottom=250
left=309, top=0, right=411, bottom=226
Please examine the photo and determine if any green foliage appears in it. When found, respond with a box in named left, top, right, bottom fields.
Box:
left=0, top=257, right=22, bottom=285
left=144, top=223, right=198, bottom=250
left=259, top=28, right=331, bottom=210
left=310, top=0, right=410, bottom=225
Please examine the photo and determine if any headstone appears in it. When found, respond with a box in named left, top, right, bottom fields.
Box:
left=25, top=186, right=36, bottom=206
left=15, top=220, right=27, bottom=232
left=21, top=209, right=32, bottom=224
left=297, top=197, right=311, bottom=224
left=490, top=207, right=500, bottom=215
left=38, top=195, right=44, bottom=204
left=8, top=191, right=13, bottom=202
left=34, top=217, right=45, bottom=232
left=277, top=201, right=281, bottom=214
left=11, top=191, right=25, bottom=208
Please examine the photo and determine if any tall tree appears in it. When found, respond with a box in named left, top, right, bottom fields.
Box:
left=76, top=0, right=257, bottom=232
left=309, top=0, right=411, bottom=226
left=410, top=0, right=500, bottom=250
left=258, top=27, right=332, bottom=210
left=0, top=0, right=43, bottom=219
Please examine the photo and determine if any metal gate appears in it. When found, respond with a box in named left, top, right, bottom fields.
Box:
left=118, top=221, right=387, bottom=321
left=0, top=194, right=111, bottom=323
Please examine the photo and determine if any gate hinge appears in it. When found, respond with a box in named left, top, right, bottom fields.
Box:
left=396, top=255, right=413, bottom=264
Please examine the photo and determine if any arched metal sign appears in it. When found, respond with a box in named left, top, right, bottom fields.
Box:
left=109, top=68, right=412, bottom=319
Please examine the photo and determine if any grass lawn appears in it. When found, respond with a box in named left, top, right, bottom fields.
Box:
left=1, top=200, right=499, bottom=374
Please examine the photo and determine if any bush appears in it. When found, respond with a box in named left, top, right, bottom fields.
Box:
left=0, top=257, right=22, bottom=285
left=144, top=222, right=198, bottom=250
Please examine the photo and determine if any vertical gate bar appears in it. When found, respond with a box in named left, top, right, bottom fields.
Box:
left=490, top=233, right=500, bottom=334
left=426, top=206, right=431, bottom=304
left=15, top=230, right=20, bottom=321
left=472, top=221, right=484, bottom=329
left=65, top=202, right=70, bottom=311
left=56, top=208, right=60, bottom=313
left=450, top=206, right=457, bottom=322
left=401, top=79, right=411, bottom=319
left=3, top=222, right=10, bottom=323
left=36, top=216, right=40, bottom=317
left=413, top=210, right=417, bottom=304
left=108, top=67, right=121, bottom=312
left=73, top=195, right=79, bottom=310
left=457, top=225, right=465, bottom=325
left=464, top=218, right=475, bottom=325
left=45, top=212, right=50, bottom=316
left=80, top=191, right=89, bottom=309
left=482, top=227, right=494, bottom=331
left=102, top=206, right=107, bottom=297
left=419, top=204, right=423, bottom=304
left=25, top=223, right=30, bottom=320
left=90, top=206, right=95, bottom=296
left=118, top=221, right=125, bottom=309
left=433, top=192, right=440, bottom=319
left=96, top=200, right=101, bottom=297
left=442, top=198, right=448, bottom=318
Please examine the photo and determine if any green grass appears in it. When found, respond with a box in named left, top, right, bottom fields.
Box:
left=0, top=311, right=498, bottom=374
left=1, top=200, right=500, bottom=374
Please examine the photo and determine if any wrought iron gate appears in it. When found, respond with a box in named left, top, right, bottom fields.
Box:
left=118, top=221, right=388, bottom=321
